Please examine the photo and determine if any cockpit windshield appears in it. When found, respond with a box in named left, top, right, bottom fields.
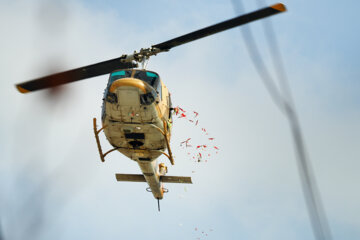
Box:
left=109, top=70, right=160, bottom=90
left=109, top=70, right=131, bottom=83
left=106, top=70, right=162, bottom=105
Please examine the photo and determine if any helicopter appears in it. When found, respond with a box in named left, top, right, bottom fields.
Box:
left=15, top=3, right=286, bottom=210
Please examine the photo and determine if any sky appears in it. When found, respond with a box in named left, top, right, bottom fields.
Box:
left=0, top=0, right=360, bottom=240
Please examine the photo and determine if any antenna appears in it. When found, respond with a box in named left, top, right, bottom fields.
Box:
left=157, top=198, right=161, bottom=212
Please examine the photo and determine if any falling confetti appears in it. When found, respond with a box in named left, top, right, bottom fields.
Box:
left=197, top=152, right=202, bottom=162
left=194, top=227, right=213, bottom=239
left=175, top=106, right=220, bottom=164
left=180, top=138, right=192, bottom=148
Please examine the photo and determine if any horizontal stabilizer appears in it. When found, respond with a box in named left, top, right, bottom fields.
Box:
left=160, top=176, right=192, bottom=184
left=115, top=174, right=192, bottom=184
left=116, top=174, right=146, bottom=182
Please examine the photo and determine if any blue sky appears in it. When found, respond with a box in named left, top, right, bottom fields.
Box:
left=0, top=0, right=360, bottom=240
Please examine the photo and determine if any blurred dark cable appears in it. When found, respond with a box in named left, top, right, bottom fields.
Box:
left=0, top=219, right=4, bottom=240
left=232, top=1, right=288, bottom=114
left=255, top=0, right=294, bottom=107
left=231, top=1, right=333, bottom=240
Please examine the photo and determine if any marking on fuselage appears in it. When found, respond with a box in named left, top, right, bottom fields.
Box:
left=125, top=133, right=145, bottom=140
left=143, top=173, right=154, bottom=176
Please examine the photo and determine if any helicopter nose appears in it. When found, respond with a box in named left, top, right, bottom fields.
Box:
left=108, top=78, right=149, bottom=106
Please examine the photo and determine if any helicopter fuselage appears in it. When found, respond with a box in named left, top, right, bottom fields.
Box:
left=101, top=69, right=173, bottom=199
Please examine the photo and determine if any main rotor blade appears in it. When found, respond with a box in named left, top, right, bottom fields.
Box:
left=152, top=3, right=286, bottom=51
left=16, top=56, right=137, bottom=93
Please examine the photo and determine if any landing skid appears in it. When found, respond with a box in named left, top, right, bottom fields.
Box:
left=149, top=120, right=175, bottom=165
left=93, top=117, right=175, bottom=166
left=93, top=118, right=119, bottom=162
